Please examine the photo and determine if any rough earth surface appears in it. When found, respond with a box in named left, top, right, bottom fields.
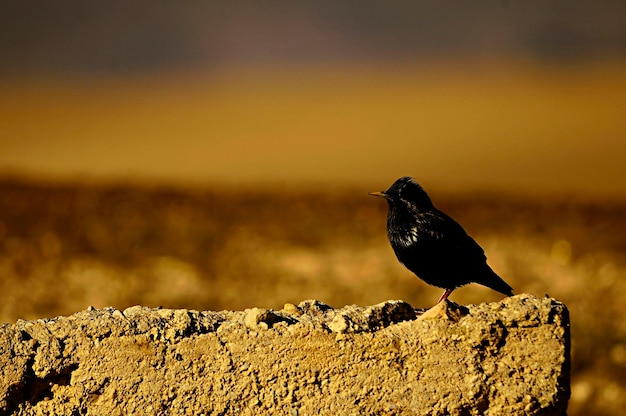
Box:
left=0, top=294, right=570, bottom=415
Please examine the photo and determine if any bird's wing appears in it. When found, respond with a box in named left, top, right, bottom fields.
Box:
left=421, top=210, right=487, bottom=262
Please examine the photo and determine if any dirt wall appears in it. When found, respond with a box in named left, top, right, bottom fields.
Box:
left=0, top=294, right=569, bottom=415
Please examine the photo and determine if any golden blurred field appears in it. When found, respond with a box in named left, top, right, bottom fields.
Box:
left=1, top=60, right=626, bottom=415
left=1, top=179, right=625, bottom=415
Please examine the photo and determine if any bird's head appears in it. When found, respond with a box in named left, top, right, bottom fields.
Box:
left=368, top=176, right=434, bottom=211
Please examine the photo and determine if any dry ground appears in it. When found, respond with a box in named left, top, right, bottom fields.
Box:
left=0, top=179, right=625, bottom=415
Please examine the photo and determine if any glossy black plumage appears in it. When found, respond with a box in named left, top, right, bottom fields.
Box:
left=369, top=176, right=513, bottom=303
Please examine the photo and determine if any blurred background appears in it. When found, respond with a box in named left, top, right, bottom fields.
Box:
left=1, top=2, right=625, bottom=414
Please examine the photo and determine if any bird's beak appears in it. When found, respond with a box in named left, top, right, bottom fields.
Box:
left=368, top=191, right=388, bottom=199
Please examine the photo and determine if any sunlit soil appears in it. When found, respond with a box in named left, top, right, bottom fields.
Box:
left=0, top=179, right=624, bottom=415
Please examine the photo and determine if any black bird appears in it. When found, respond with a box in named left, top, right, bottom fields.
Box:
left=369, top=176, right=513, bottom=304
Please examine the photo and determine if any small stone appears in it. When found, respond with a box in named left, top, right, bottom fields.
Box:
left=283, top=303, right=302, bottom=316
left=418, top=300, right=468, bottom=322
left=122, top=305, right=144, bottom=318
left=112, top=309, right=126, bottom=320
left=328, top=315, right=349, bottom=333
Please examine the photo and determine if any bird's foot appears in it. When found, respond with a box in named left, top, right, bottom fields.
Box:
left=436, top=288, right=453, bottom=304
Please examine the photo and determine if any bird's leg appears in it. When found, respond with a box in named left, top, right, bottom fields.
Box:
left=436, top=288, right=453, bottom=303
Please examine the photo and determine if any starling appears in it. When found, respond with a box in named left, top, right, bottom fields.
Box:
left=369, top=176, right=513, bottom=303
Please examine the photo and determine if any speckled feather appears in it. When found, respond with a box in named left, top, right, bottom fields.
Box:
left=370, top=176, right=513, bottom=302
